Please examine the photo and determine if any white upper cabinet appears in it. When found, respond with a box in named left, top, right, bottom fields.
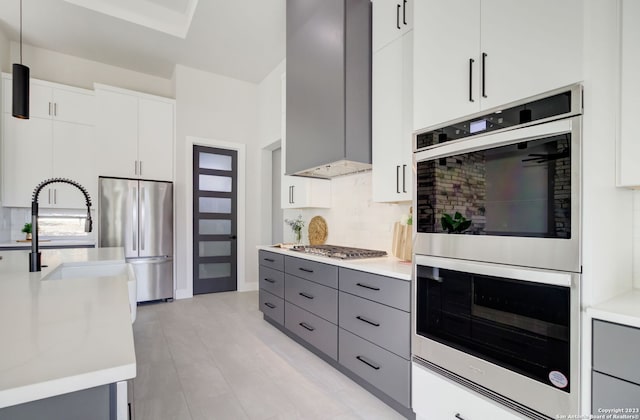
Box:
left=1, top=74, right=96, bottom=209
left=413, top=0, right=480, bottom=131
left=372, top=31, right=413, bottom=202
left=373, top=0, right=413, bottom=52
left=413, top=0, right=583, bottom=131
left=2, top=77, right=94, bottom=124
left=95, top=85, right=175, bottom=182
left=619, top=0, right=640, bottom=187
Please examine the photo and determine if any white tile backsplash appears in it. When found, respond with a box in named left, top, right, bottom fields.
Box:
left=283, top=172, right=411, bottom=253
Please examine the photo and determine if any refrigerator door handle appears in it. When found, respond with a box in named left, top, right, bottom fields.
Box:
left=140, top=187, right=145, bottom=251
left=132, top=187, right=138, bottom=252
left=128, top=256, right=172, bottom=264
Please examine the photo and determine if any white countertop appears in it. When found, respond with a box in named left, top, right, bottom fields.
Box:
left=0, top=247, right=136, bottom=409
left=257, top=246, right=412, bottom=281
left=587, top=289, right=640, bottom=329
left=0, top=239, right=95, bottom=248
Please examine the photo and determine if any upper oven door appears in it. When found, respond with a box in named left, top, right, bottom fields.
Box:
left=414, top=116, right=581, bottom=272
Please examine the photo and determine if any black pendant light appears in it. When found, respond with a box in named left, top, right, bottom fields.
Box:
left=12, top=0, right=29, bottom=119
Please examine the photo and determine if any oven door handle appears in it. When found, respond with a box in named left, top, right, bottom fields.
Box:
left=414, top=116, right=575, bottom=162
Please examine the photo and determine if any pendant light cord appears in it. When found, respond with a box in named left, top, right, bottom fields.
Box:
left=19, top=0, right=23, bottom=64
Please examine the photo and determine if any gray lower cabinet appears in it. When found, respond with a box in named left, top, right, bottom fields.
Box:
left=339, top=328, right=410, bottom=407
left=592, top=320, right=640, bottom=413
left=285, top=301, right=338, bottom=360
left=257, top=251, right=412, bottom=418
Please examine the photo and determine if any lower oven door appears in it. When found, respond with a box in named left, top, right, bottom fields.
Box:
left=412, top=255, right=580, bottom=419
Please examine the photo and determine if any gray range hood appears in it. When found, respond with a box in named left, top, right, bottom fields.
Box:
left=285, top=0, right=372, bottom=179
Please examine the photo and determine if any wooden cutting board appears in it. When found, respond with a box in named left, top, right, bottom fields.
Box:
left=16, top=239, right=51, bottom=243
left=308, top=216, right=328, bottom=245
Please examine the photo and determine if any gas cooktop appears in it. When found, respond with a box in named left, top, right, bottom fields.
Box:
left=291, top=244, right=387, bottom=260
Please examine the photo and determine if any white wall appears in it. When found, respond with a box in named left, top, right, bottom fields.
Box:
left=581, top=0, right=634, bottom=307
left=634, top=191, right=640, bottom=288
left=9, top=42, right=173, bottom=97
left=174, top=64, right=259, bottom=297
left=283, top=172, right=411, bottom=254
left=0, top=29, right=9, bottom=73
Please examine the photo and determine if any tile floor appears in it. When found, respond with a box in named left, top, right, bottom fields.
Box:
left=133, top=290, right=405, bottom=420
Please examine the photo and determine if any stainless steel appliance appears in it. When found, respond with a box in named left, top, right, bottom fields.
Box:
left=412, top=255, right=580, bottom=419
left=99, top=177, right=173, bottom=302
left=414, top=84, right=582, bottom=272
left=291, top=245, right=387, bottom=259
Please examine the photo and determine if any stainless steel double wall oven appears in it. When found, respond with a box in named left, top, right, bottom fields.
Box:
left=412, top=85, right=583, bottom=419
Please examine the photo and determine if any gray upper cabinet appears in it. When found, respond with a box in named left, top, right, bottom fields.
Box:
left=285, top=0, right=372, bottom=177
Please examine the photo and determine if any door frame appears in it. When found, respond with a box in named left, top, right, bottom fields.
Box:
left=181, top=136, right=246, bottom=298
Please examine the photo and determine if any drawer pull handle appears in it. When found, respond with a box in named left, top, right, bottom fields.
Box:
left=356, top=355, right=380, bottom=370
left=263, top=278, right=276, bottom=284
left=356, top=282, right=380, bottom=291
left=264, top=302, right=276, bottom=309
left=299, top=267, right=314, bottom=273
left=455, top=414, right=466, bottom=420
left=356, top=316, right=380, bottom=327
left=264, top=258, right=275, bottom=262
left=299, top=292, right=314, bottom=300
left=299, top=322, right=315, bottom=331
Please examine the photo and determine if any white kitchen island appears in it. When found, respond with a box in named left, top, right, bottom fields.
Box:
left=0, top=247, right=136, bottom=417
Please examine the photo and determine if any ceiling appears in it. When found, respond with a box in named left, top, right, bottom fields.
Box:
left=0, top=0, right=286, bottom=83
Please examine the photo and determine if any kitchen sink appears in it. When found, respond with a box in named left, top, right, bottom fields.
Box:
left=44, top=262, right=137, bottom=323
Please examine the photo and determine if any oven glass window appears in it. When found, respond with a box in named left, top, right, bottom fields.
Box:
left=416, top=134, right=571, bottom=238
left=416, top=265, right=571, bottom=392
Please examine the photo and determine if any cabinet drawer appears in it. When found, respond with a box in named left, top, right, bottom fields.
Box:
left=285, top=256, right=338, bottom=289
left=339, top=268, right=410, bottom=311
left=339, top=328, right=410, bottom=407
left=285, top=302, right=337, bottom=360
left=259, top=266, right=284, bottom=298
left=285, top=274, right=338, bottom=324
left=339, top=291, right=410, bottom=359
left=259, top=250, right=284, bottom=271
left=592, top=371, right=640, bottom=412
left=259, top=290, right=284, bottom=326
left=593, top=320, right=640, bottom=385
left=412, top=362, right=522, bottom=420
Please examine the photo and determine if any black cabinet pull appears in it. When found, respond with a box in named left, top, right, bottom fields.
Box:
left=469, top=58, right=475, bottom=102
left=291, top=185, right=295, bottom=204
left=264, top=302, right=276, bottom=309
left=396, top=165, right=401, bottom=193
left=299, top=322, right=315, bottom=331
left=264, top=258, right=275, bottom=262
left=402, top=164, right=407, bottom=193
left=403, top=0, right=407, bottom=25
left=396, top=4, right=401, bottom=29
left=356, top=315, right=380, bottom=327
left=263, top=278, right=276, bottom=284
left=299, top=267, right=314, bottom=273
left=299, top=292, right=314, bottom=300
left=356, top=355, right=381, bottom=370
left=482, top=52, right=487, bottom=98
left=455, top=414, right=466, bottom=420
left=356, top=282, right=380, bottom=291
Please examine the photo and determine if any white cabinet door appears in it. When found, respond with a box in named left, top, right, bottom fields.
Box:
left=373, top=0, right=413, bottom=52
left=412, top=363, right=522, bottom=420
left=2, top=115, right=53, bottom=207
left=138, top=98, right=174, bottom=181
left=28, top=82, right=53, bottom=120
left=95, top=89, right=138, bottom=179
left=51, top=121, right=96, bottom=209
left=413, top=0, right=480, bottom=131
left=619, top=0, right=640, bottom=187
left=373, top=34, right=405, bottom=202
left=480, top=0, right=583, bottom=110
left=53, top=88, right=95, bottom=125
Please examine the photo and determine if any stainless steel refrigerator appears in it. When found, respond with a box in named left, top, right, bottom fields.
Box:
left=98, top=177, right=174, bottom=302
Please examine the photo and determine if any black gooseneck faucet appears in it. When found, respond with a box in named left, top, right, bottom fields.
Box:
left=29, top=178, right=93, bottom=272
